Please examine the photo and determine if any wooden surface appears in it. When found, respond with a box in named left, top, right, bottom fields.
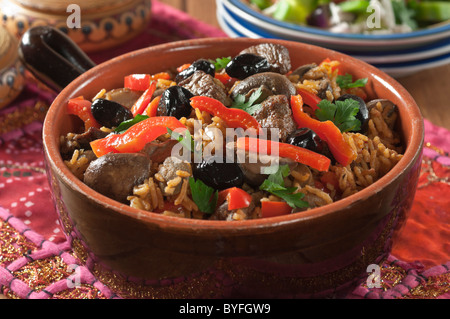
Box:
left=159, top=0, right=450, bottom=129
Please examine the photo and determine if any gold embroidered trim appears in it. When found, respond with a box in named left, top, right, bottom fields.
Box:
left=0, top=101, right=49, bottom=135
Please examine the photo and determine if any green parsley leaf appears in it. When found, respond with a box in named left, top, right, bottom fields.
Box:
left=114, top=114, right=149, bottom=134
left=336, top=74, right=368, bottom=89
left=259, top=165, right=309, bottom=209
left=264, top=164, right=290, bottom=185
left=210, top=57, right=232, bottom=71
left=167, top=128, right=201, bottom=156
left=231, top=87, right=263, bottom=115
left=188, top=177, right=218, bottom=214
left=315, top=99, right=361, bottom=133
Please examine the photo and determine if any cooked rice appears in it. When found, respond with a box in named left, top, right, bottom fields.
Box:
left=128, top=177, right=163, bottom=212
left=65, top=149, right=91, bottom=180
left=332, top=132, right=403, bottom=198
left=71, top=90, right=403, bottom=219
left=174, top=179, right=189, bottom=205
left=156, top=79, right=176, bottom=90
left=92, top=88, right=106, bottom=101
left=300, top=185, right=333, bottom=207
left=62, top=57, right=404, bottom=221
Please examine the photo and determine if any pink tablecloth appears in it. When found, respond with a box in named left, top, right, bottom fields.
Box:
left=0, top=0, right=449, bottom=299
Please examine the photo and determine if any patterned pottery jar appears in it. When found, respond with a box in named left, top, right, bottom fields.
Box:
left=0, top=25, right=24, bottom=109
left=0, top=0, right=152, bottom=52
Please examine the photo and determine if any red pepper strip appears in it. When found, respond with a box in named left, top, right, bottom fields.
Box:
left=190, top=96, right=262, bottom=134
left=260, top=201, right=292, bottom=218
left=67, top=97, right=101, bottom=130
left=215, top=72, right=234, bottom=86
left=290, top=95, right=356, bottom=167
left=177, top=63, right=191, bottom=72
left=90, top=116, right=186, bottom=157
left=144, top=95, right=162, bottom=117
left=236, top=137, right=331, bottom=172
left=124, top=74, right=151, bottom=91
left=130, top=81, right=157, bottom=116
left=320, top=58, right=343, bottom=75
left=151, top=72, right=171, bottom=81
left=218, top=187, right=253, bottom=211
left=297, top=88, right=322, bottom=111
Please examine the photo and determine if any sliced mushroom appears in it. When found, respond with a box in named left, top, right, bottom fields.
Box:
left=239, top=43, right=292, bottom=75
left=84, top=153, right=152, bottom=203
left=230, top=72, right=297, bottom=101
left=233, top=144, right=298, bottom=187
left=104, top=88, right=142, bottom=110
left=291, top=63, right=317, bottom=79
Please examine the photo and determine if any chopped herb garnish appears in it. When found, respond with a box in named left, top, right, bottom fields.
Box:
left=392, top=0, right=417, bottom=31
left=315, top=99, right=361, bottom=133
left=189, top=177, right=218, bottom=214
left=231, top=87, right=263, bottom=115
left=260, top=165, right=309, bottom=209
left=167, top=127, right=201, bottom=155
left=115, top=114, right=149, bottom=134
left=210, top=56, right=232, bottom=71
left=336, top=73, right=368, bottom=89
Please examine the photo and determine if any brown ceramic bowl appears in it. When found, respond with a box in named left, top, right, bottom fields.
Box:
left=35, top=34, right=423, bottom=298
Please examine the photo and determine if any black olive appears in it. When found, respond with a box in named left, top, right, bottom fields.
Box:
left=337, top=94, right=369, bottom=133
left=175, top=59, right=215, bottom=82
left=286, top=128, right=322, bottom=152
left=225, top=53, right=271, bottom=80
left=193, top=157, right=244, bottom=190
left=286, top=128, right=335, bottom=162
left=91, top=98, right=133, bottom=128
left=157, top=86, right=194, bottom=119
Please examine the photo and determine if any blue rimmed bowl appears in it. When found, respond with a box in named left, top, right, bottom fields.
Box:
left=217, top=0, right=450, bottom=77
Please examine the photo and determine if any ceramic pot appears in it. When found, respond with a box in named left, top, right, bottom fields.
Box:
left=0, top=0, right=152, bottom=52
left=0, top=25, right=24, bottom=109
left=19, top=27, right=424, bottom=298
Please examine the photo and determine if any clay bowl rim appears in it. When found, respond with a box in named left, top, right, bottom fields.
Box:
left=43, top=37, right=424, bottom=234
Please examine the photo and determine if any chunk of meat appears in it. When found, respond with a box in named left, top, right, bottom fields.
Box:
left=84, top=153, right=152, bottom=203
left=253, top=95, right=297, bottom=142
left=240, top=43, right=291, bottom=75
left=179, top=71, right=232, bottom=107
